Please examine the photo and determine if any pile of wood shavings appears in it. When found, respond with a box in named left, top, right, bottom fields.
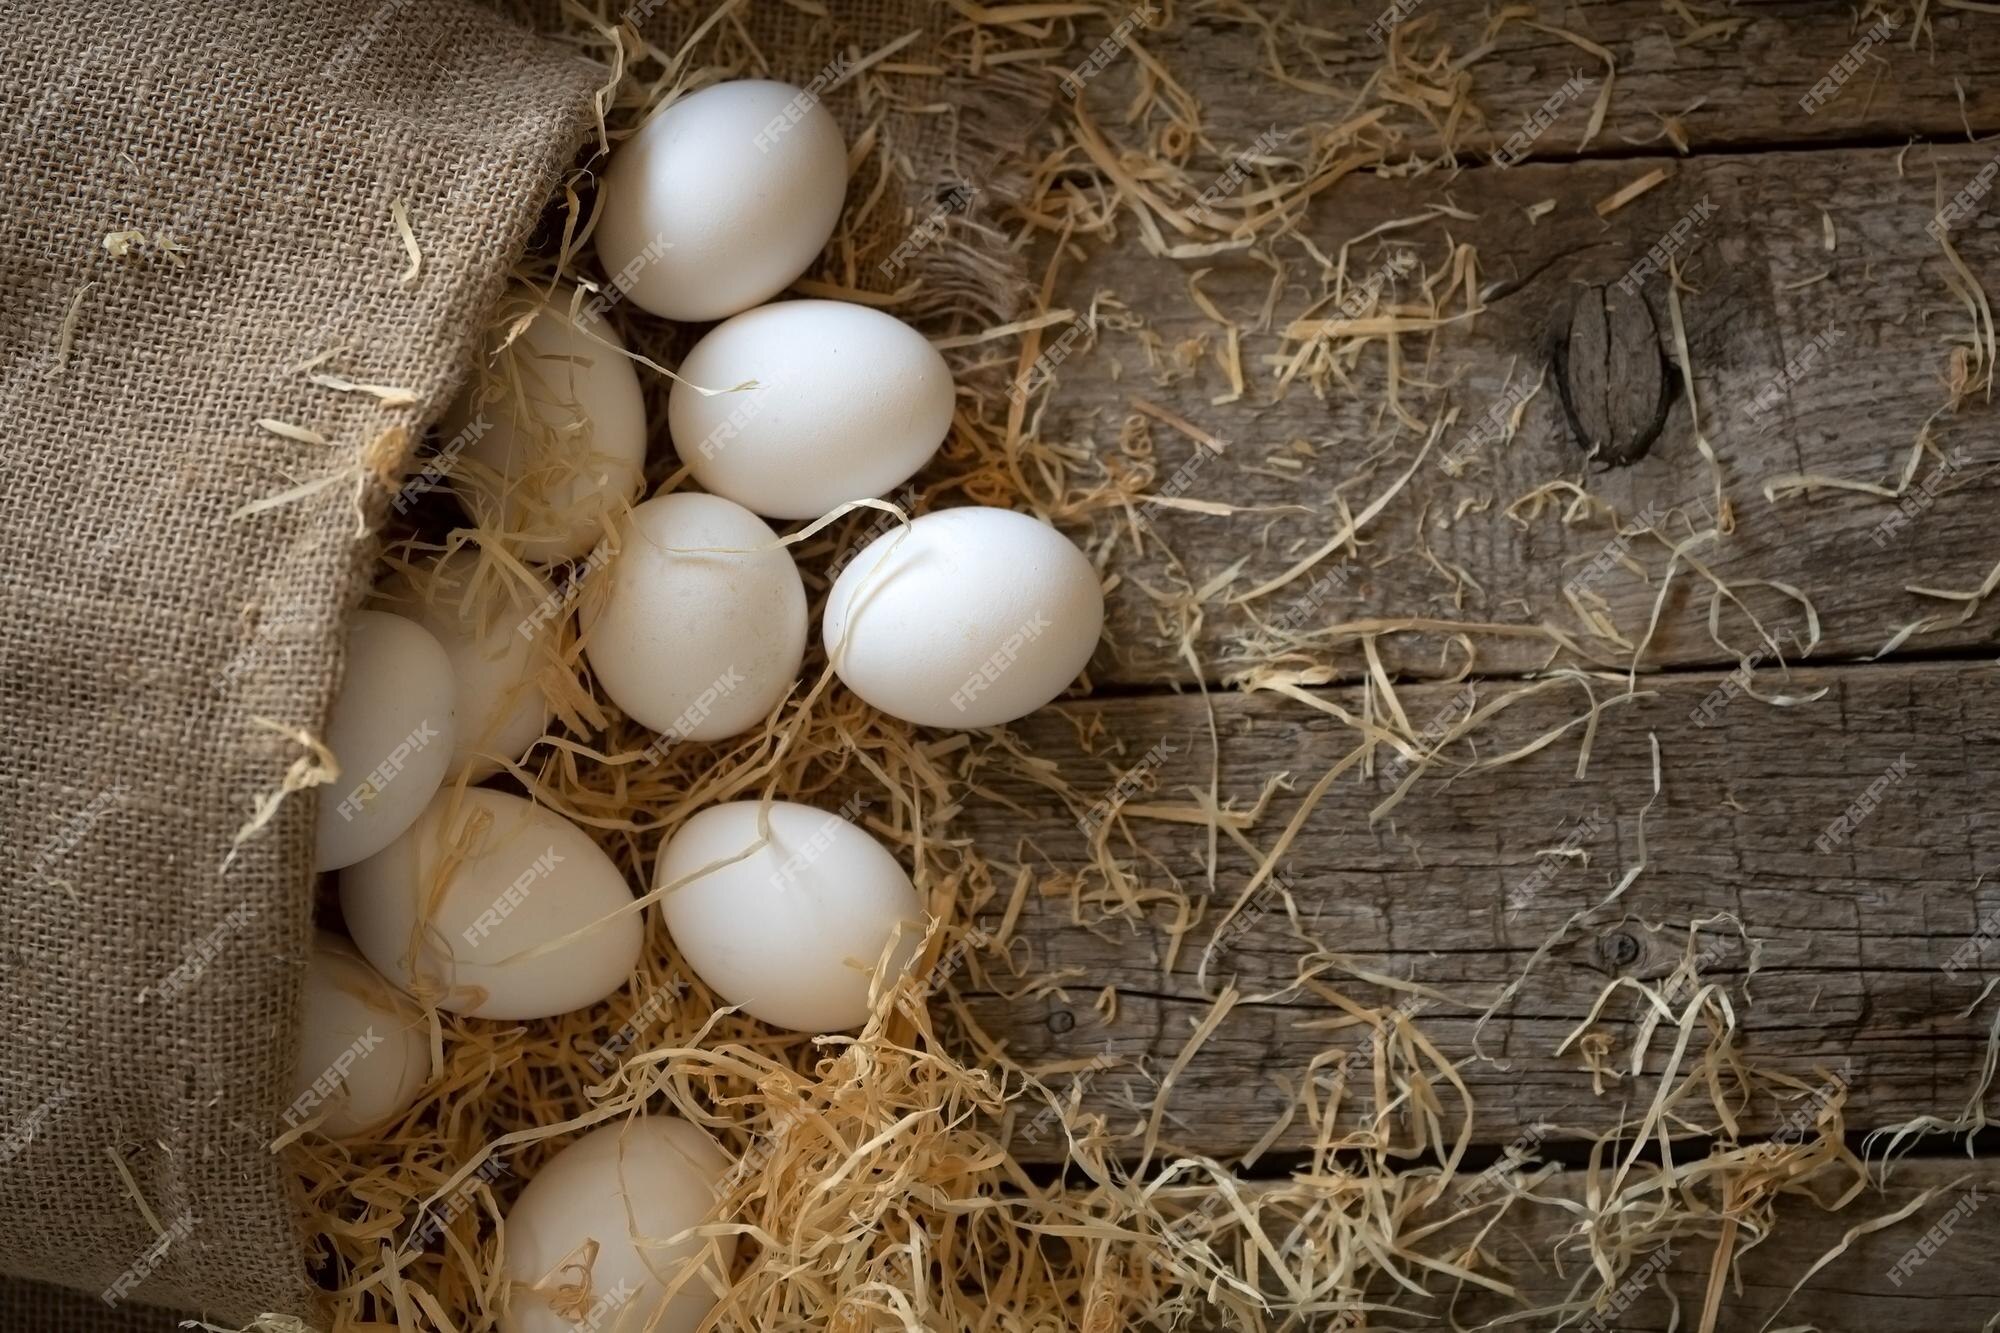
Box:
left=263, top=5, right=1969, bottom=1332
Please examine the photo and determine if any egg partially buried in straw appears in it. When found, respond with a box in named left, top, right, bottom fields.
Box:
left=315, top=609, right=457, bottom=873
left=654, top=799, right=926, bottom=1032
left=583, top=492, right=807, bottom=743
left=439, top=285, right=647, bottom=563
left=669, top=300, right=954, bottom=520
left=287, top=932, right=430, bottom=1137
left=595, top=79, right=848, bottom=322
left=374, top=548, right=554, bottom=782
left=822, top=506, right=1104, bottom=728
left=340, top=788, right=642, bottom=1020
left=499, top=1116, right=736, bottom=1333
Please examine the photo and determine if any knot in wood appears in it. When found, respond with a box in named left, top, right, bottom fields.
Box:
left=1599, top=928, right=1643, bottom=971
left=1047, top=1008, right=1076, bottom=1034
left=1553, top=283, right=1674, bottom=467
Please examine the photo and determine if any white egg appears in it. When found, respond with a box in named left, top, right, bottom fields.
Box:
left=375, top=550, right=554, bottom=782
left=583, top=493, right=807, bottom=742
left=340, top=788, right=643, bottom=1020
left=595, top=80, right=847, bottom=322
left=822, top=507, right=1104, bottom=728
left=316, top=610, right=458, bottom=872
left=500, top=1116, right=736, bottom=1333
left=441, top=285, right=647, bottom=563
left=288, top=932, right=430, bottom=1137
left=669, top=300, right=953, bottom=520
left=654, top=800, right=926, bottom=1033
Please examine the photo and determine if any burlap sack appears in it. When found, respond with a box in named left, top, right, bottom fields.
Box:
left=0, top=1, right=1035, bottom=1328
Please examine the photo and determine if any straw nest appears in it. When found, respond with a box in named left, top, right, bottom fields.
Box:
left=258, top=3, right=1988, bottom=1331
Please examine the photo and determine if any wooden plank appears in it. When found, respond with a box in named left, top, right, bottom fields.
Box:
left=1172, top=1160, right=2000, bottom=1330
left=1073, top=3, right=2000, bottom=159
left=953, top=660, right=2000, bottom=1160
left=1048, top=136, right=2000, bottom=687
left=1459, top=1160, right=2000, bottom=1330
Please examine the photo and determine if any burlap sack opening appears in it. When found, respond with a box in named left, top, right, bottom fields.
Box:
left=0, top=1, right=1036, bottom=1327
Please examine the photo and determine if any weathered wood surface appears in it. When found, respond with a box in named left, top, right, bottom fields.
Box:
left=1430, top=1159, right=1996, bottom=1329
left=1211, top=1160, right=2000, bottom=1330
left=1078, top=2, right=2000, bottom=158
left=956, top=660, right=2000, bottom=1160
left=968, top=5, right=2000, bottom=1323
left=1054, top=134, right=2000, bottom=687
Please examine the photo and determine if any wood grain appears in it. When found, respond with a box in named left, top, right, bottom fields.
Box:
left=1079, top=2, right=2000, bottom=159
left=953, top=661, right=2000, bottom=1159
left=955, top=7, right=2000, bottom=1321
left=1048, top=134, right=2000, bottom=687
left=1191, top=1160, right=2000, bottom=1331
